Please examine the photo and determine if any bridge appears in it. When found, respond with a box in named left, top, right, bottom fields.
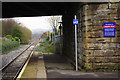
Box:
left=1, top=1, right=120, bottom=79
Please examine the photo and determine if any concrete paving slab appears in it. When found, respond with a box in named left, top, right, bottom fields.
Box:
left=44, top=53, right=119, bottom=79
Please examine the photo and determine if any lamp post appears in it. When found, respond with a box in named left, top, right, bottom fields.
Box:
left=59, top=24, right=62, bottom=36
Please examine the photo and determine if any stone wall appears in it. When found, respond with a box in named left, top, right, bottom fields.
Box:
left=77, top=3, right=120, bottom=71
left=62, top=2, right=120, bottom=71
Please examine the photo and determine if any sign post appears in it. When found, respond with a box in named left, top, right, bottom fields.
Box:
left=73, top=15, right=78, bottom=71
left=103, top=22, right=116, bottom=37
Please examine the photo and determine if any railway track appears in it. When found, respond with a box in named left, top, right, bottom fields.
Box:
left=1, top=41, right=39, bottom=80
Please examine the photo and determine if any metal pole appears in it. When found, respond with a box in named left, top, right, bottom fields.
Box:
left=75, top=15, right=78, bottom=71
left=52, top=33, right=53, bottom=42
left=54, top=31, right=55, bottom=43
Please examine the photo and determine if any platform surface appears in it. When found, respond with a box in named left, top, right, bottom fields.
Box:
left=20, top=52, right=47, bottom=79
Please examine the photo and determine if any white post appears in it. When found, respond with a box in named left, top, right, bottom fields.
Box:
left=75, top=15, right=78, bottom=71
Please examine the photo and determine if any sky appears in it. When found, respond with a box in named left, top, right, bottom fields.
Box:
left=12, top=16, right=62, bottom=34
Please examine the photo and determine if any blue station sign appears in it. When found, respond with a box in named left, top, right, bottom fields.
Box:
left=103, top=22, right=116, bottom=37
left=53, top=28, right=56, bottom=32
left=73, top=19, right=78, bottom=25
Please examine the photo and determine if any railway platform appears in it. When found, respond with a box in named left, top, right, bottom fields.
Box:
left=44, top=53, right=119, bottom=79
left=17, top=52, right=119, bottom=80
left=17, top=51, right=47, bottom=79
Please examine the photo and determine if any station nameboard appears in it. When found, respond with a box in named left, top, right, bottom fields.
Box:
left=73, top=19, right=78, bottom=25
left=103, top=22, right=116, bottom=37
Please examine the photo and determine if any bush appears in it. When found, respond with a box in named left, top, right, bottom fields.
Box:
left=0, top=40, right=20, bottom=54
left=14, top=37, right=20, bottom=42
left=12, top=38, right=15, bottom=41
left=5, top=35, right=13, bottom=40
left=5, top=35, right=20, bottom=42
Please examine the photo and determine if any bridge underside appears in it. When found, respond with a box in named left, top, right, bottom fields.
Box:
left=2, top=2, right=82, bottom=18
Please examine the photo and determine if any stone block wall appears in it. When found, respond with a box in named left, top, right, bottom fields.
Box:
left=62, top=2, right=120, bottom=71
left=77, top=3, right=120, bottom=71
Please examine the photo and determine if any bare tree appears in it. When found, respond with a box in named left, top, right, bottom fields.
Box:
left=48, top=16, right=61, bottom=32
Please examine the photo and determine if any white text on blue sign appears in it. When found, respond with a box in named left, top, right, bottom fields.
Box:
left=103, top=22, right=116, bottom=37
left=73, top=19, right=78, bottom=25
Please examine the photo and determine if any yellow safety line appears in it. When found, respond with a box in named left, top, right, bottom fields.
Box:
left=17, top=51, right=34, bottom=80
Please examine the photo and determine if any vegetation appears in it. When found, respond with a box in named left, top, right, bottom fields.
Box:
left=0, top=19, right=32, bottom=54
left=5, top=35, right=13, bottom=40
left=2, top=19, right=16, bottom=36
left=1, top=19, right=32, bottom=44
left=36, top=42, right=55, bottom=54
left=14, top=37, right=20, bottom=42
left=5, top=35, right=20, bottom=42
left=46, top=36, right=49, bottom=41
left=12, top=26, right=23, bottom=42
left=0, top=40, right=20, bottom=54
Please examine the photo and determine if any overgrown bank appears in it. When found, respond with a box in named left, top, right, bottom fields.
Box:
left=0, top=19, right=32, bottom=54
left=0, top=40, right=20, bottom=54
